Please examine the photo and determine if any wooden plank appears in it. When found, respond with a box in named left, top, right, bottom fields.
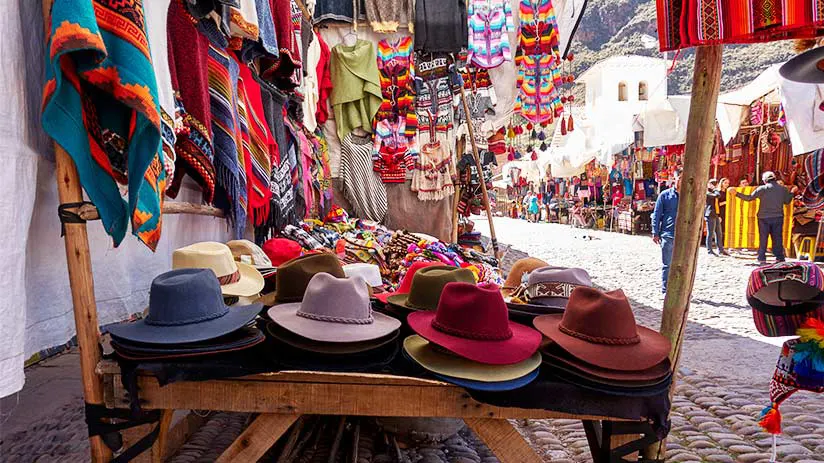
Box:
left=151, top=410, right=174, bottom=463
left=162, top=411, right=207, bottom=460
left=215, top=414, right=299, bottom=463
left=120, top=422, right=154, bottom=463
left=77, top=201, right=224, bottom=221
left=464, top=419, right=542, bottom=463
left=104, top=375, right=620, bottom=421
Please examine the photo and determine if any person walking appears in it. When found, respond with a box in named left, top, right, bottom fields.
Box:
left=731, top=171, right=797, bottom=265
left=705, top=179, right=727, bottom=256
left=652, top=169, right=681, bottom=294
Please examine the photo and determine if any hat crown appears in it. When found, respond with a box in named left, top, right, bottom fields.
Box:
left=560, top=288, right=639, bottom=344
left=263, top=238, right=302, bottom=267
left=432, top=282, right=513, bottom=340
left=275, top=253, right=345, bottom=303
left=146, top=269, right=228, bottom=326
left=227, top=239, right=272, bottom=267
left=297, top=273, right=372, bottom=323
left=172, top=242, right=239, bottom=279
left=397, top=262, right=441, bottom=294
left=407, top=267, right=477, bottom=310
left=343, top=263, right=383, bottom=287
left=525, top=266, right=593, bottom=306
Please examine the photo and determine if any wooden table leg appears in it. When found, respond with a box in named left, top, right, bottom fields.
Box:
left=464, top=418, right=542, bottom=463
left=215, top=413, right=299, bottom=463
left=151, top=409, right=174, bottom=463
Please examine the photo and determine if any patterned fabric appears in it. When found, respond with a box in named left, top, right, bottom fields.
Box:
left=515, top=54, right=562, bottom=124
left=656, top=0, right=824, bottom=51
left=373, top=119, right=417, bottom=183
left=747, top=262, right=824, bottom=337
left=467, top=0, right=514, bottom=69
left=376, top=37, right=418, bottom=144
left=365, top=0, right=416, bottom=32
left=42, top=0, right=167, bottom=250
left=460, top=66, right=497, bottom=103
left=414, top=54, right=462, bottom=146
left=411, top=141, right=457, bottom=201
left=803, top=149, right=824, bottom=210
left=237, top=60, right=274, bottom=229
left=724, top=187, right=794, bottom=251
left=341, top=133, right=389, bottom=222
left=144, top=0, right=176, bottom=184
left=262, top=0, right=302, bottom=86
left=766, top=337, right=824, bottom=432
left=515, top=0, right=560, bottom=64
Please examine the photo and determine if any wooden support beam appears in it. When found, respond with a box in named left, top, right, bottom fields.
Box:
left=464, top=419, right=542, bottom=463
left=75, top=201, right=225, bottom=221
left=151, top=410, right=174, bottom=463
left=811, top=217, right=823, bottom=263
left=644, top=44, right=724, bottom=460
left=215, top=414, right=299, bottom=463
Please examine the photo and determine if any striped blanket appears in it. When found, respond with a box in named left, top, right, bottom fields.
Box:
left=724, top=187, right=793, bottom=251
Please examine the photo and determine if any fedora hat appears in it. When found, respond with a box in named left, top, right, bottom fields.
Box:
left=431, top=368, right=540, bottom=391
left=375, top=261, right=442, bottom=304
left=508, top=267, right=593, bottom=312
left=780, top=46, right=824, bottom=83
left=265, top=320, right=399, bottom=354
left=403, top=335, right=541, bottom=382
left=533, top=288, right=670, bottom=371
left=173, top=242, right=265, bottom=297
left=110, top=325, right=265, bottom=360
left=386, top=266, right=476, bottom=311
left=107, top=269, right=262, bottom=344
left=344, top=263, right=384, bottom=288
left=747, top=262, right=824, bottom=337
left=541, top=342, right=671, bottom=384
left=226, top=240, right=273, bottom=268
left=262, top=253, right=345, bottom=305
left=262, top=238, right=303, bottom=267
left=501, top=257, right=549, bottom=297
left=268, top=273, right=401, bottom=343
left=408, top=282, right=543, bottom=365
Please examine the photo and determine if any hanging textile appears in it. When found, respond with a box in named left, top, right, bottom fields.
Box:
left=724, top=188, right=794, bottom=251
left=262, top=0, right=302, bottom=86
left=411, top=141, right=458, bottom=201
left=515, top=0, right=560, bottom=64
left=145, top=0, right=176, bottom=183
left=330, top=39, right=383, bottom=142
left=467, top=0, right=515, bottom=69
left=376, top=36, right=418, bottom=144
left=341, top=133, right=389, bottom=221
left=365, top=0, right=415, bottom=33
left=415, top=54, right=462, bottom=148
left=514, top=54, right=562, bottom=124
left=42, top=0, right=167, bottom=250
left=656, top=0, right=824, bottom=51
left=414, top=0, right=468, bottom=53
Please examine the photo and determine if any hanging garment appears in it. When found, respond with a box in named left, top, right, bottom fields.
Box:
left=365, top=0, right=415, bottom=32
left=302, top=29, right=322, bottom=131
left=262, top=0, right=302, bottom=86
left=330, top=39, right=383, bottom=141
left=42, top=0, right=166, bottom=249
left=412, top=141, right=458, bottom=201
left=455, top=86, right=496, bottom=151
left=341, top=133, right=389, bottom=222
left=376, top=36, right=418, bottom=153
left=415, top=54, right=462, bottom=147
left=460, top=66, right=497, bottom=104
left=314, top=0, right=357, bottom=24
left=145, top=0, right=176, bottom=184
left=310, top=128, right=334, bottom=217
left=414, top=0, right=468, bottom=53
left=315, top=33, right=333, bottom=125
left=228, top=0, right=260, bottom=42
left=373, top=119, right=418, bottom=183
left=515, top=0, right=560, bottom=64
left=239, top=0, right=279, bottom=61
left=514, top=54, right=562, bottom=124
left=467, top=0, right=515, bottom=69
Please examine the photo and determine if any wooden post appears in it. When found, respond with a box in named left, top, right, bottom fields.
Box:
left=458, top=84, right=500, bottom=258
left=643, top=45, right=724, bottom=460
left=811, top=217, right=824, bottom=263
left=54, top=144, right=112, bottom=462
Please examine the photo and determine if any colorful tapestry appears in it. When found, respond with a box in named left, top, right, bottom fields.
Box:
left=656, top=0, right=824, bottom=51
left=724, top=187, right=794, bottom=251
left=42, top=0, right=166, bottom=250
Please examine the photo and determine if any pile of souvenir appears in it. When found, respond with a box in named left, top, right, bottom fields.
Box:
left=747, top=262, right=824, bottom=436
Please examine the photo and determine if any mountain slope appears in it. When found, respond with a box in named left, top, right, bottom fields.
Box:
left=571, top=0, right=795, bottom=94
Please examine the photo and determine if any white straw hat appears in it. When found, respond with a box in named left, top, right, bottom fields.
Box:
left=173, top=242, right=265, bottom=297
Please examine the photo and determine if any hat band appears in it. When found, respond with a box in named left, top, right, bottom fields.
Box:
left=145, top=306, right=229, bottom=326
left=217, top=269, right=241, bottom=286
left=526, top=282, right=585, bottom=301
left=431, top=320, right=513, bottom=341
left=558, top=324, right=640, bottom=345
left=296, top=309, right=374, bottom=325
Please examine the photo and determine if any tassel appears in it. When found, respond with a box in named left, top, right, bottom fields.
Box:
left=568, top=114, right=575, bottom=132
left=526, top=122, right=533, bottom=130
left=759, top=403, right=783, bottom=435
left=531, top=130, right=537, bottom=139
left=526, top=145, right=533, bottom=152
left=540, top=142, right=548, bottom=151
left=537, top=131, right=546, bottom=141
left=531, top=152, right=538, bottom=161
left=561, top=117, right=567, bottom=135
left=507, top=126, right=515, bottom=138
left=514, top=151, right=522, bottom=160
left=797, top=318, right=824, bottom=346
left=507, top=152, right=515, bottom=161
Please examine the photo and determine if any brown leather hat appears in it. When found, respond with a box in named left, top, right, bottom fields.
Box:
left=533, top=287, right=671, bottom=371
left=386, top=266, right=476, bottom=311
left=257, top=253, right=344, bottom=306
left=502, top=257, right=549, bottom=296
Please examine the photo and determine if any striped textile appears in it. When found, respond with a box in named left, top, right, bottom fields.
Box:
left=376, top=36, right=418, bottom=140
left=515, top=54, right=562, bottom=124
left=515, top=0, right=560, bottom=65
left=656, top=0, right=824, bottom=51
left=467, top=0, right=515, bottom=69
left=341, top=133, right=389, bottom=222
left=724, top=187, right=794, bottom=251
left=803, top=149, right=824, bottom=210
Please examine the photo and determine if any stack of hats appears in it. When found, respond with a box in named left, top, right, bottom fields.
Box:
left=172, top=242, right=265, bottom=306
left=343, top=263, right=386, bottom=297
left=506, top=264, right=593, bottom=323
left=500, top=257, right=549, bottom=298
left=108, top=269, right=264, bottom=360
left=266, top=271, right=402, bottom=372
left=257, top=253, right=344, bottom=307
left=227, top=239, right=277, bottom=293
left=374, top=261, right=442, bottom=305
left=404, top=282, right=543, bottom=391
left=533, top=287, right=673, bottom=396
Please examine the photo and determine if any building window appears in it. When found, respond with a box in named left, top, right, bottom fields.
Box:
left=618, top=82, right=628, bottom=101
left=639, top=81, right=648, bottom=101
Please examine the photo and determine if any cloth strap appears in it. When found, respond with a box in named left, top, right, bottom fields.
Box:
left=57, top=201, right=95, bottom=236
left=296, top=309, right=374, bottom=325
left=217, top=269, right=242, bottom=285
left=525, top=281, right=584, bottom=301
left=432, top=319, right=513, bottom=341
left=85, top=403, right=161, bottom=463
left=558, top=324, right=640, bottom=346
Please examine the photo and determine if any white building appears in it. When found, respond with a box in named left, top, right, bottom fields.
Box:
left=578, top=55, right=669, bottom=112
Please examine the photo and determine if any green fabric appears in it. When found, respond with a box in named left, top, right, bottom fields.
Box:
left=330, top=40, right=382, bottom=141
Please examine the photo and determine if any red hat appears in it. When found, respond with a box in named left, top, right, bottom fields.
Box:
left=408, top=282, right=542, bottom=365
left=533, top=288, right=671, bottom=371
left=262, top=238, right=303, bottom=267
left=375, top=261, right=442, bottom=304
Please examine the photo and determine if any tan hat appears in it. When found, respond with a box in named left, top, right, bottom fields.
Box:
left=226, top=240, right=273, bottom=269
left=172, top=242, right=265, bottom=297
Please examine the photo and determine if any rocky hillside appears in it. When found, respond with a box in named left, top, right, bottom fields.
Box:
left=571, top=0, right=796, bottom=94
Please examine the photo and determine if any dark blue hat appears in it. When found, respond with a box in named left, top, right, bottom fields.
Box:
left=432, top=368, right=539, bottom=391
left=107, top=268, right=262, bottom=344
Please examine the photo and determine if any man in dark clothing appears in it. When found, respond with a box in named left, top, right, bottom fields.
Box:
left=704, top=179, right=727, bottom=256
left=652, top=170, right=681, bottom=293
left=732, top=171, right=796, bottom=265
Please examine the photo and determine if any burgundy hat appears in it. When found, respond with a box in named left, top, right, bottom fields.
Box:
left=408, top=282, right=543, bottom=365
left=533, top=288, right=671, bottom=371
left=541, top=341, right=671, bottom=383
left=375, top=261, right=443, bottom=304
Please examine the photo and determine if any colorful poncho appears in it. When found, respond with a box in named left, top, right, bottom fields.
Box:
left=42, top=0, right=166, bottom=250
left=330, top=40, right=383, bottom=142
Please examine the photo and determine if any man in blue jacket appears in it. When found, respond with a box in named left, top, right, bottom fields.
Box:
left=652, top=169, right=681, bottom=294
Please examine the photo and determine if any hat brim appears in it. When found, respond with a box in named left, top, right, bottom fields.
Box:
left=431, top=368, right=539, bottom=391
left=408, top=312, right=542, bottom=365
left=221, top=262, right=265, bottom=297
left=533, top=314, right=671, bottom=371
left=107, top=303, right=262, bottom=344
left=268, top=304, right=401, bottom=343
left=780, top=47, right=824, bottom=83
left=403, top=335, right=541, bottom=381
left=542, top=343, right=671, bottom=383
left=111, top=326, right=265, bottom=360
left=385, top=293, right=428, bottom=311
left=265, top=321, right=399, bottom=354
left=374, top=290, right=397, bottom=304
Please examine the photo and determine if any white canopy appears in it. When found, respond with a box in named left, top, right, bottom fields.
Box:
left=641, top=96, right=690, bottom=147
left=716, top=64, right=781, bottom=144
left=778, top=73, right=824, bottom=155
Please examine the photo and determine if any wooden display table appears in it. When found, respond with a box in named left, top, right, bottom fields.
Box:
left=97, top=360, right=659, bottom=463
